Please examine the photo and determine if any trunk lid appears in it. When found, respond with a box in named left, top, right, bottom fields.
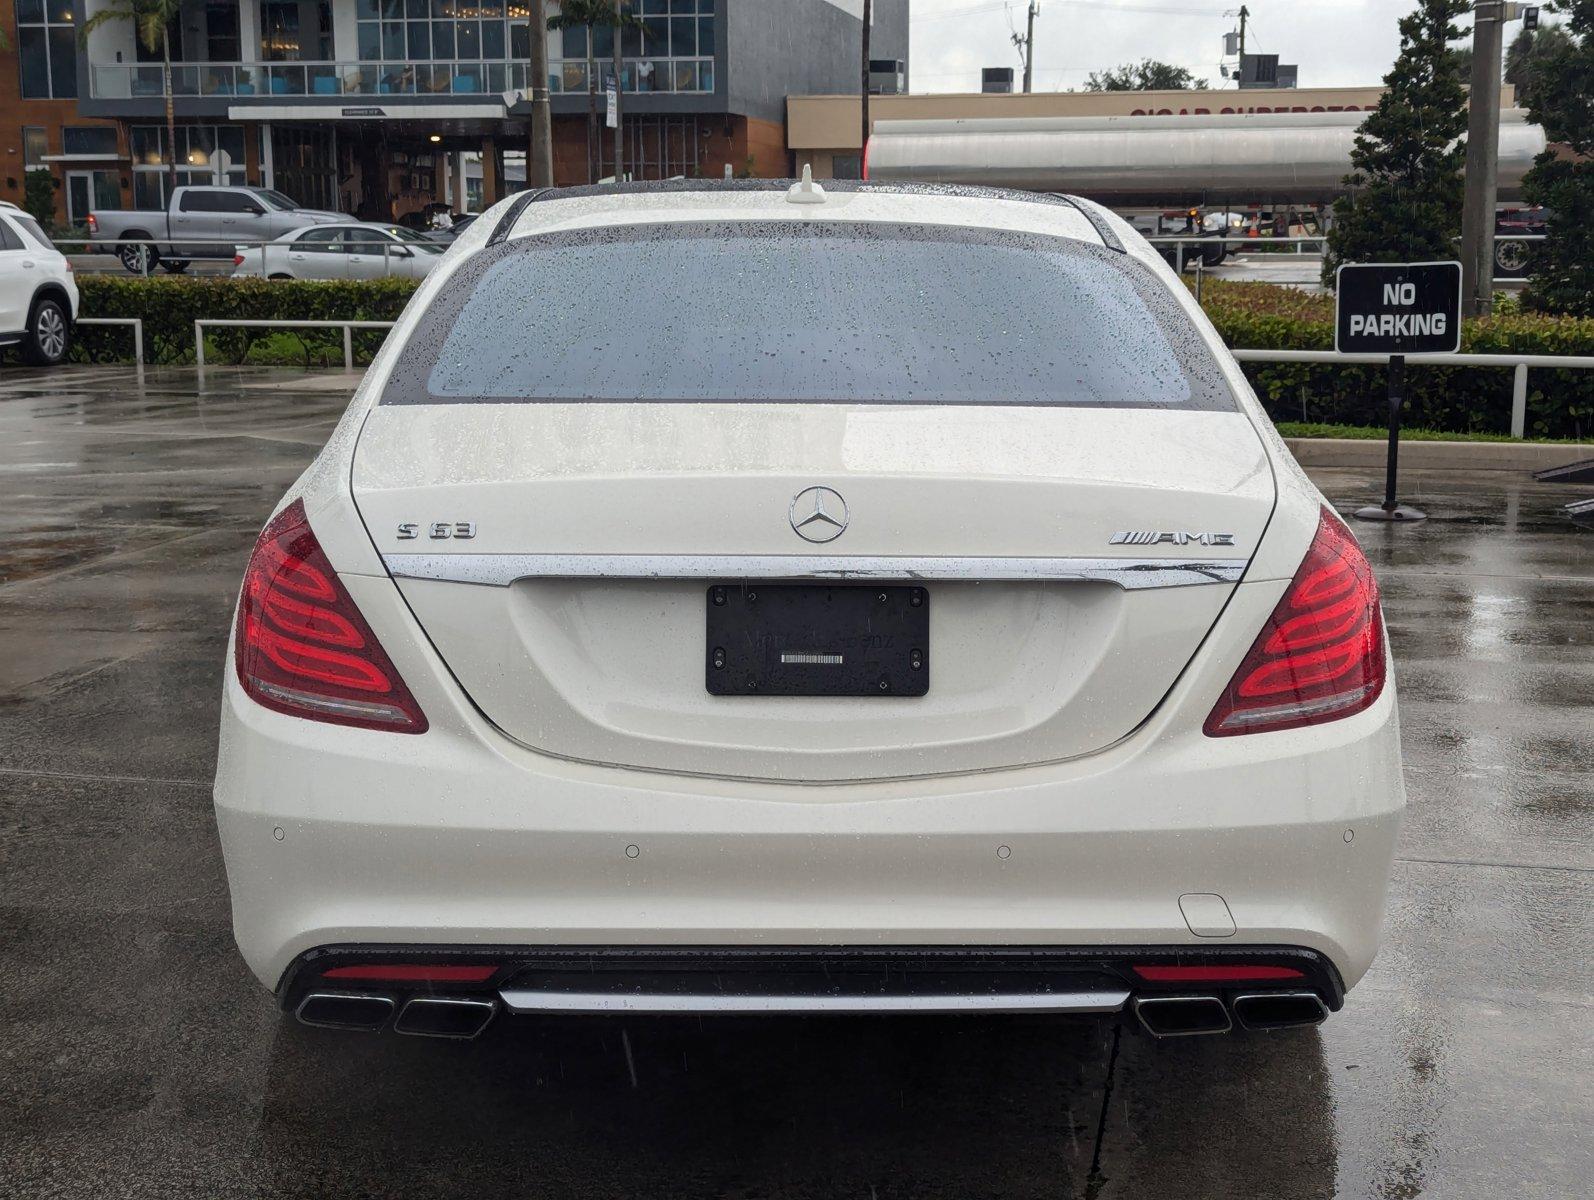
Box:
left=352, top=402, right=1273, bottom=782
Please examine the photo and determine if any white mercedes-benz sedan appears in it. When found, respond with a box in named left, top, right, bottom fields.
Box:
left=213, top=179, right=1403, bottom=1042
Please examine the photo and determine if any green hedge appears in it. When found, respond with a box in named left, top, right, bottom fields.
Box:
left=65, top=276, right=1593, bottom=439
left=72, top=276, right=419, bottom=367
left=1198, top=281, right=1593, bottom=440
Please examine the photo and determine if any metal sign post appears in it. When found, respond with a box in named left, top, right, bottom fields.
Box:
left=1334, top=261, right=1463, bottom=523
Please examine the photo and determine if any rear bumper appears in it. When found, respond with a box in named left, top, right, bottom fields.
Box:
left=277, top=943, right=1346, bottom=1027
left=214, top=661, right=1404, bottom=996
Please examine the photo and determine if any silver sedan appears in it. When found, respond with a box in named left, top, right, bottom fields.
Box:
left=232, top=223, right=445, bottom=281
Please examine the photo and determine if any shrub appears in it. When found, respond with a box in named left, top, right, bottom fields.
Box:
left=1198, top=280, right=1593, bottom=439
left=64, top=275, right=1593, bottom=440
left=71, top=276, right=420, bottom=366
left=24, top=169, right=56, bottom=230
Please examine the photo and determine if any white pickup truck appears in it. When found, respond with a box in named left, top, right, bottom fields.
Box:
left=88, top=186, right=351, bottom=274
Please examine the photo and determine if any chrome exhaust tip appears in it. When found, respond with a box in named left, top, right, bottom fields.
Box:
left=1231, top=991, right=1329, bottom=1031
left=295, top=991, right=395, bottom=1031
left=393, top=995, right=499, bottom=1040
left=1132, top=994, right=1232, bottom=1038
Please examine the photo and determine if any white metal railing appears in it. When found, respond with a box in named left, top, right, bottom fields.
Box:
left=88, top=56, right=714, bottom=100
left=193, top=319, right=396, bottom=369
left=76, top=317, right=145, bottom=365
left=1231, top=347, right=1594, bottom=439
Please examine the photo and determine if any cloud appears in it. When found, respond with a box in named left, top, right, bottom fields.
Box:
left=908, top=0, right=1433, bottom=93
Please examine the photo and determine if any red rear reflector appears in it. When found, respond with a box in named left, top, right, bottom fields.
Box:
left=323, top=964, right=497, bottom=983
left=235, top=499, right=427, bottom=732
left=1133, top=965, right=1305, bottom=983
left=1205, top=506, right=1386, bottom=736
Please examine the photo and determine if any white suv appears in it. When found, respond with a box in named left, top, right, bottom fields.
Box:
left=0, top=201, right=79, bottom=366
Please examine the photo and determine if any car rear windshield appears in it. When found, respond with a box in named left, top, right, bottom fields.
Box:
left=381, top=221, right=1237, bottom=410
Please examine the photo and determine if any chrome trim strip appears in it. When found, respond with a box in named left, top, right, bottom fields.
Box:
left=384, top=553, right=1246, bottom=590
left=496, top=988, right=1131, bottom=1015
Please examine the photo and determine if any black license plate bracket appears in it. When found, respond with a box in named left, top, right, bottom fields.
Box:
left=705, top=584, right=929, bottom=697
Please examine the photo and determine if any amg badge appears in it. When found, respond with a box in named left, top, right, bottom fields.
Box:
left=1110, top=531, right=1236, bottom=547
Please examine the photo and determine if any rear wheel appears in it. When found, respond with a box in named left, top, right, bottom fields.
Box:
left=21, top=298, right=70, bottom=366
left=162, top=259, right=191, bottom=274
left=267, top=273, right=293, bottom=281
left=119, top=241, right=158, bottom=273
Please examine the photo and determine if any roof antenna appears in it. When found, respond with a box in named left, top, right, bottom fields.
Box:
left=784, top=164, right=827, bottom=206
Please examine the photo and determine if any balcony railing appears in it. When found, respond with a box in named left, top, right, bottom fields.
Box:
left=88, top=57, right=715, bottom=101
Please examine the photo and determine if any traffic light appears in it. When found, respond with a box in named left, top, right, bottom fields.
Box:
left=1524, top=5, right=1539, bottom=30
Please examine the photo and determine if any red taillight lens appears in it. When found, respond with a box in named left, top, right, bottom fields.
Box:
left=1204, top=507, right=1386, bottom=737
left=87, top=213, right=98, bottom=233
left=233, top=253, right=244, bottom=266
left=235, top=499, right=427, bottom=733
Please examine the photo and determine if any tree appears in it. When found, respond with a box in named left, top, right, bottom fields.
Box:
left=80, top=0, right=183, bottom=198
left=1505, top=22, right=1576, bottom=110
left=1321, top=0, right=1470, bottom=286
left=1521, top=4, right=1594, bottom=315
left=1083, top=59, right=1207, bottom=91
left=548, top=0, right=641, bottom=184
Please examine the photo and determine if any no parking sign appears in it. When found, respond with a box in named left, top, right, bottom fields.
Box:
left=1334, top=262, right=1462, bottom=355
left=1333, top=261, right=1462, bottom=522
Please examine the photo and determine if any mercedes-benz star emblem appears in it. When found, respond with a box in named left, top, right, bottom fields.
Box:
left=789, top=486, right=849, bottom=543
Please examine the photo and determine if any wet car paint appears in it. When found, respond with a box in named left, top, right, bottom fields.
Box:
left=0, top=366, right=1589, bottom=1198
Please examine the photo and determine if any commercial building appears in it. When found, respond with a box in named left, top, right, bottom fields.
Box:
left=4, top=0, right=908, bottom=226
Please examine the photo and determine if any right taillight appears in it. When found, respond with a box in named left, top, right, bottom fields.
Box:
left=235, top=499, right=427, bottom=733
left=1204, top=507, right=1386, bottom=737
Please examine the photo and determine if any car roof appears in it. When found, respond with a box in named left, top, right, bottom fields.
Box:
left=498, top=180, right=1116, bottom=251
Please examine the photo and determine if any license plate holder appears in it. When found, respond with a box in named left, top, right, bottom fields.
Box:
left=705, top=584, right=929, bottom=697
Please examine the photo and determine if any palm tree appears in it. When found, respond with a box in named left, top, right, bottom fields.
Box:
left=547, top=0, right=642, bottom=183
left=81, top=0, right=184, bottom=198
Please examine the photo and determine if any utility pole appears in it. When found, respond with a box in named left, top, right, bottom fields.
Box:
left=861, top=0, right=872, bottom=175
left=1022, top=1, right=1038, bottom=93
left=613, top=0, right=625, bottom=182
left=527, top=0, right=554, bottom=187
left=1460, top=0, right=1507, bottom=317
left=1238, top=4, right=1248, bottom=58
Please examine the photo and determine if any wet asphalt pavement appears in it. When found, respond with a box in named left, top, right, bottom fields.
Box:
left=1, top=366, right=1590, bottom=1199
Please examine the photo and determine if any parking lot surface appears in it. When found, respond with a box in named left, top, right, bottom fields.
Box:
left=2, top=366, right=1590, bottom=1199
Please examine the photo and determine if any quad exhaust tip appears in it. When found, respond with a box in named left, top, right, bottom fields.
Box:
left=295, top=991, right=396, bottom=1031
left=294, top=992, right=499, bottom=1039
left=393, top=995, right=499, bottom=1040
left=1132, top=994, right=1232, bottom=1037
left=1231, top=991, right=1329, bottom=1032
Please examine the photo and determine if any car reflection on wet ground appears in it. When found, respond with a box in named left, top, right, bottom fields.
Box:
left=1, top=366, right=1589, bottom=1199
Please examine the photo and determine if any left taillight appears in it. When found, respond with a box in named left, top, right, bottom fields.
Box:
left=1204, top=506, right=1386, bottom=737
left=235, top=499, right=428, bottom=733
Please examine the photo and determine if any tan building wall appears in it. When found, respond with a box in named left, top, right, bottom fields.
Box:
left=788, top=85, right=1517, bottom=177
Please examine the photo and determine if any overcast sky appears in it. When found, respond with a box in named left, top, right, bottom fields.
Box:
left=908, top=0, right=1485, bottom=94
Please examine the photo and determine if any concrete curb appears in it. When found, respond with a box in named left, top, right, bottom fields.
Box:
left=1284, top=437, right=1592, bottom=473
